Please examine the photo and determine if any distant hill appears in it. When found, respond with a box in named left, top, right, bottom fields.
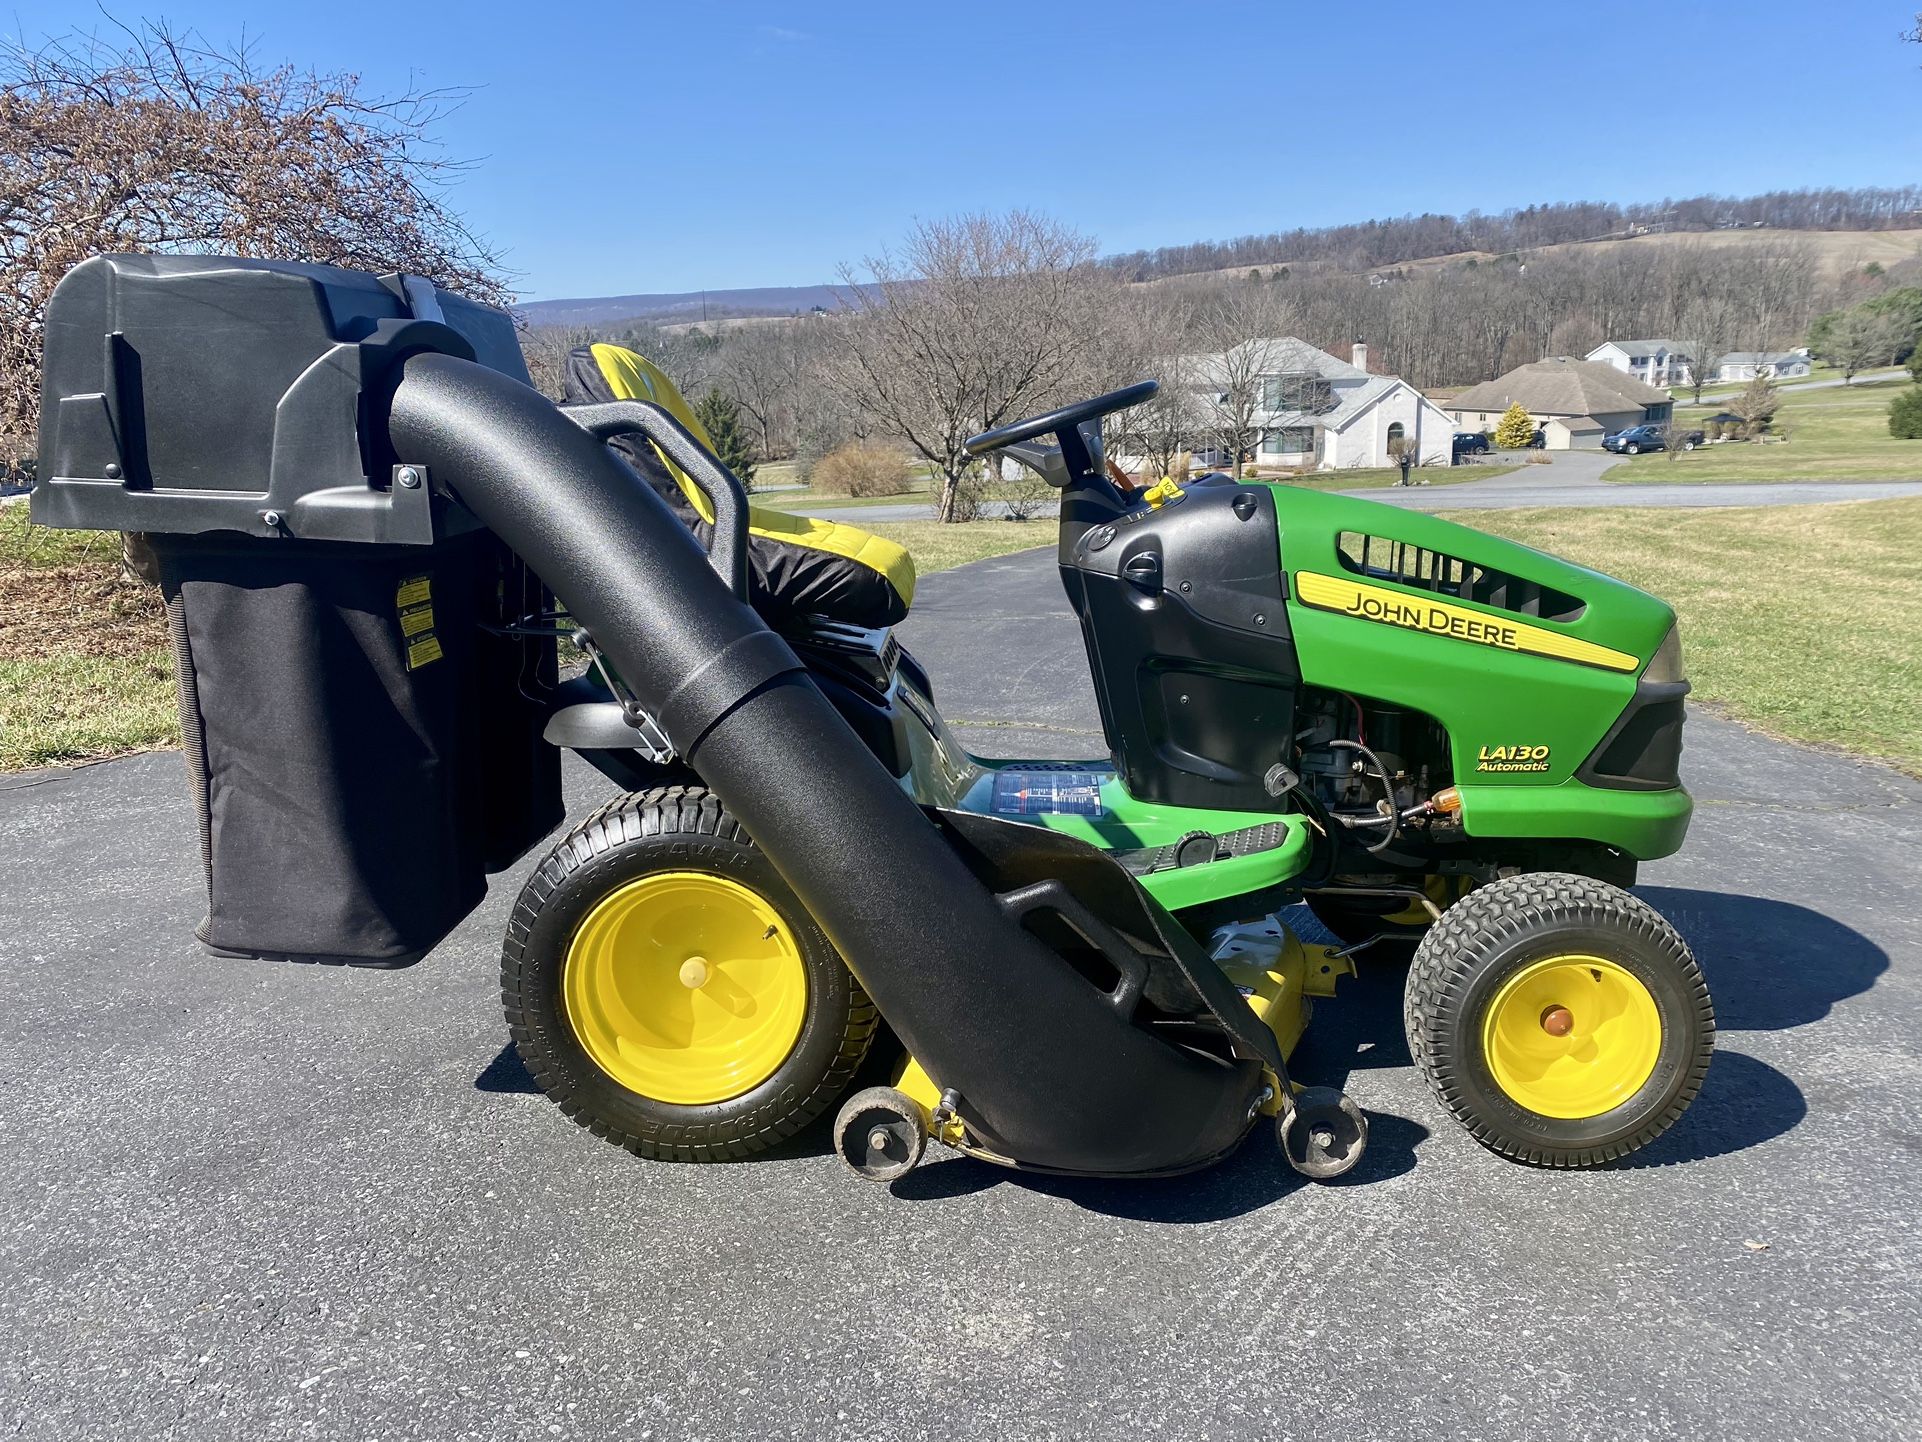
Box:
left=516, top=184, right=1922, bottom=331
left=515, top=282, right=852, bottom=329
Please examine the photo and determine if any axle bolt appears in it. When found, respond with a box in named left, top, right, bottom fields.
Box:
left=1540, top=1005, right=1574, bottom=1037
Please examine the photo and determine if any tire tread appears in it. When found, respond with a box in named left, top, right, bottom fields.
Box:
left=1403, top=871, right=1713, bottom=1168
left=501, top=784, right=876, bottom=1162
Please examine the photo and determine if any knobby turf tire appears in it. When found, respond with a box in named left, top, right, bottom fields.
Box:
left=502, top=784, right=876, bottom=1162
left=1403, top=872, right=1713, bottom=1168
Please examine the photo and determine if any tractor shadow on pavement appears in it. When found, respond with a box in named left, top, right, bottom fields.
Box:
left=1634, top=886, right=1888, bottom=1032
left=890, top=1112, right=1429, bottom=1224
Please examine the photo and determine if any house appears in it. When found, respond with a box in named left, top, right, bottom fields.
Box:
left=1442, top=357, right=1674, bottom=448
left=1166, top=337, right=1454, bottom=471
left=1712, top=351, right=1812, bottom=383
left=1586, top=339, right=1694, bottom=389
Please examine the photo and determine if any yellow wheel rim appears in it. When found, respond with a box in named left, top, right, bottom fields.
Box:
left=1481, top=954, right=1662, bottom=1119
left=563, top=871, right=808, bottom=1105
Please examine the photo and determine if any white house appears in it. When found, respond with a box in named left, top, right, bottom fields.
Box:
left=1712, top=351, right=1813, bottom=383
left=1586, top=339, right=1694, bottom=389
left=1172, top=337, right=1454, bottom=472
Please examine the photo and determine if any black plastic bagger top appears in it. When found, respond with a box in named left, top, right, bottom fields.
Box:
left=34, top=255, right=1269, bottom=1175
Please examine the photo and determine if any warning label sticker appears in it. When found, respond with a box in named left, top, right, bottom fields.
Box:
left=397, top=575, right=440, bottom=669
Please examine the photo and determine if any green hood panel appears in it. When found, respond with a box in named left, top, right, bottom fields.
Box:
left=1268, top=486, right=1676, bottom=788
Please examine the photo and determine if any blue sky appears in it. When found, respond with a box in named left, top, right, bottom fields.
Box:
left=15, top=1, right=1922, bottom=299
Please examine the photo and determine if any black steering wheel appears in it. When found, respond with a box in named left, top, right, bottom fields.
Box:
left=962, top=380, right=1159, bottom=458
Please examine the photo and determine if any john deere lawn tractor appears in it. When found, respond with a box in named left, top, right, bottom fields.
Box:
left=34, top=255, right=1712, bottom=1186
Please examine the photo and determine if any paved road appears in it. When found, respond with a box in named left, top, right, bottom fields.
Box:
left=814, top=451, right=1922, bottom=522
left=1676, top=367, right=1908, bottom=406
left=3, top=552, right=1919, bottom=1440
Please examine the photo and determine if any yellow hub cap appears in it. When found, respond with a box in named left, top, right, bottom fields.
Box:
left=563, top=871, right=808, bottom=1105
left=1481, top=954, right=1662, bottom=1119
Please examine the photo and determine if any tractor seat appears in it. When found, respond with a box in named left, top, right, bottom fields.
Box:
left=563, top=344, right=915, bottom=630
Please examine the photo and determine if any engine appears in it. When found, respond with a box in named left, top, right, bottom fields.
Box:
left=1294, top=688, right=1458, bottom=856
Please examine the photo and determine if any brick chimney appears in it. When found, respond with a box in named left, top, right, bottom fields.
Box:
left=1352, top=338, right=1368, bottom=372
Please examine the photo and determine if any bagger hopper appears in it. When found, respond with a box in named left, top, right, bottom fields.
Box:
left=34, top=256, right=1711, bottom=1185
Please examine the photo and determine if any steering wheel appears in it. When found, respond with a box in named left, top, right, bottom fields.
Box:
left=962, top=381, right=1159, bottom=458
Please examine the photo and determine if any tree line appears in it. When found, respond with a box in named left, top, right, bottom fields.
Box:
left=1101, top=187, right=1922, bottom=282
left=549, top=225, right=1905, bottom=498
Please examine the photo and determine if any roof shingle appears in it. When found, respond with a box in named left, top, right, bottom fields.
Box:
left=1444, top=358, right=1671, bottom=418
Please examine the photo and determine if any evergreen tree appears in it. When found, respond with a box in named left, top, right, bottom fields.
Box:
left=694, top=387, right=758, bottom=490
left=1890, top=386, right=1922, bottom=441
left=1492, top=403, right=1536, bottom=450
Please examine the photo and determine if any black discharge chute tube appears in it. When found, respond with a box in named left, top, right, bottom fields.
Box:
left=386, top=353, right=1261, bottom=1175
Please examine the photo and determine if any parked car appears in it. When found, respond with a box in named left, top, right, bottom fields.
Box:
left=1451, top=431, right=1491, bottom=460
left=1602, top=423, right=1705, bottom=455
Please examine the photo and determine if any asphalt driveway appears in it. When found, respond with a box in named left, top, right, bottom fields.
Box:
left=2, top=551, right=1918, bottom=1440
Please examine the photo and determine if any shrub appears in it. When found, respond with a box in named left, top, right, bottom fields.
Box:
left=808, top=441, right=915, bottom=497
left=1890, top=386, right=1922, bottom=440
left=1492, top=403, right=1536, bottom=449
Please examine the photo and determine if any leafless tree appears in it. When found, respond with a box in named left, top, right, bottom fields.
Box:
left=1819, top=306, right=1911, bottom=382
left=520, top=323, right=594, bottom=399
left=1195, top=284, right=1299, bottom=477
left=0, top=16, right=508, bottom=460
left=823, top=211, right=1111, bottom=522
left=1731, top=373, right=1780, bottom=435
left=715, top=322, right=812, bottom=460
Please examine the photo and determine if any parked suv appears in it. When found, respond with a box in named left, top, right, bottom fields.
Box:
left=1452, top=431, right=1491, bottom=460
left=1602, top=423, right=1705, bottom=455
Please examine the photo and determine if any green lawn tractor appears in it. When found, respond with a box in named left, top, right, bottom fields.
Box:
left=35, top=256, right=1713, bottom=1189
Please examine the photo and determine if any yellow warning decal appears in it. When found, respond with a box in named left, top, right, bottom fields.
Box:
left=399, top=604, right=436, bottom=637
left=396, top=575, right=433, bottom=609
left=406, top=635, right=444, bottom=670
left=1295, top=572, right=1638, bottom=673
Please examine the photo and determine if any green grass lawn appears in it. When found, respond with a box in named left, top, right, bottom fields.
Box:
left=0, top=507, right=177, bottom=770
left=1616, top=376, right=1922, bottom=482
left=863, top=518, right=1051, bottom=573
left=1462, top=497, right=1922, bottom=775
left=1672, top=363, right=1904, bottom=403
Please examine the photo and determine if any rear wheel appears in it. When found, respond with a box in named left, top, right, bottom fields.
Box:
left=503, top=785, right=876, bottom=1160
left=1403, top=872, right=1712, bottom=1167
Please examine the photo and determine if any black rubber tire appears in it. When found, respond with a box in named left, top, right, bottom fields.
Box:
left=502, top=784, right=876, bottom=1161
left=1403, top=872, right=1712, bottom=1168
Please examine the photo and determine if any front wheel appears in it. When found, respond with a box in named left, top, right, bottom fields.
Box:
left=1624, top=443, right=1640, bottom=455
left=502, top=785, right=876, bottom=1161
left=1403, top=872, right=1712, bottom=1167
